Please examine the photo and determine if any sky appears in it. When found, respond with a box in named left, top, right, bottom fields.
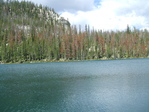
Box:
left=18, top=0, right=149, bottom=31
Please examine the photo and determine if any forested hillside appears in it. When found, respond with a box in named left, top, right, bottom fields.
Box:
left=0, top=0, right=149, bottom=63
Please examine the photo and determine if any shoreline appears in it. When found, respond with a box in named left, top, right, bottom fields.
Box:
left=0, top=57, right=148, bottom=64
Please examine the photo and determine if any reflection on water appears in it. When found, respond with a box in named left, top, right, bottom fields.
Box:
left=0, top=58, right=149, bottom=112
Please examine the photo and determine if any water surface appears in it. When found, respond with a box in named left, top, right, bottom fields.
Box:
left=0, top=58, right=149, bottom=112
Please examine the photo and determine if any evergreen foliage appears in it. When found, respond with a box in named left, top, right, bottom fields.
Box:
left=0, top=0, right=149, bottom=63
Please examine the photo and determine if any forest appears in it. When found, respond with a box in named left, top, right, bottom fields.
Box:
left=0, top=0, right=149, bottom=63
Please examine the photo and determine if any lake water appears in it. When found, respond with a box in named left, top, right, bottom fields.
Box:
left=0, top=58, right=149, bottom=112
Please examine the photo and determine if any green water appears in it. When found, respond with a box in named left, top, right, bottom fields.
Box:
left=0, top=59, right=149, bottom=112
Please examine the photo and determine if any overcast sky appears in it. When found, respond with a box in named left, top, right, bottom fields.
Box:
left=19, top=0, right=149, bottom=31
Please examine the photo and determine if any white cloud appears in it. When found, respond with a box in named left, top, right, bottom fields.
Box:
left=18, top=0, right=149, bottom=30
left=61, top=0, right=149, bottom=30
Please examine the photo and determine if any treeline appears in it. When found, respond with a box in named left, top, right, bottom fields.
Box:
left=0, top=1, right=149, bottom=63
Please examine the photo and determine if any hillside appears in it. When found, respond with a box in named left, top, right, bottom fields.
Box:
left=0, top=0, right=70, bottom=26
left=0, top=0, right=71, bottom=63
left=0, top=0, right=149, bottom=63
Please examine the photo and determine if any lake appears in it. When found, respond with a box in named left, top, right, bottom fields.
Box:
left=0, top=58, right=149, bottom=112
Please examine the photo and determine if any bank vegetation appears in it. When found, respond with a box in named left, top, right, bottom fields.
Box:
left=0, top=0, right=149, bottom=63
